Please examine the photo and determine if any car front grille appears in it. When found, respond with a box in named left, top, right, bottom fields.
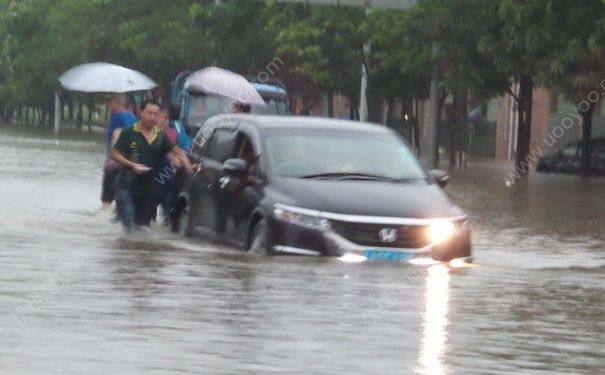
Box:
left=330, top=221, right=431, bottom=249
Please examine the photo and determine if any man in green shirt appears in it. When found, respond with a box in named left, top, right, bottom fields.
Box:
left=111, top=99, right=194, bottom=232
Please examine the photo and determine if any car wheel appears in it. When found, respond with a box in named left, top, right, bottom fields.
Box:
left=173, top=203, right=192, bottom=237
left=248, top=219, right=270, bottom=255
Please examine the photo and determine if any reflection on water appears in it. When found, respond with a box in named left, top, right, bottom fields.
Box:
left=417, top=265, right=450, bottom=375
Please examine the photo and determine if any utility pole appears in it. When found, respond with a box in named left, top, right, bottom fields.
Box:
left=54, top=92, right=61, bottom=134
left=359, top=40, right=370, bottom=122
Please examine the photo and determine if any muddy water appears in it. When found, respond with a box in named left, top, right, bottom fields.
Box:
left=1, top=128, right=603, bottom=374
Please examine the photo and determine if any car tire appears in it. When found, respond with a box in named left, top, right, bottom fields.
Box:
left=173, top=203, right=192, bottom=237
left=248, top=219, right=270, bottom=255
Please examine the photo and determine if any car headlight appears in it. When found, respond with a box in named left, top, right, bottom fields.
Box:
left=426, top=220, right=456, bottom=244
left=273, top=206, right=332, bottom=231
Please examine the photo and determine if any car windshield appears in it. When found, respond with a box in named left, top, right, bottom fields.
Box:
left=187, top=95, right=288, bottom=127
left=187, top=94, right=233, bottom=126
left=264, top=129, right=427, bottom=181
left=251, top=99, right=288, bottom=115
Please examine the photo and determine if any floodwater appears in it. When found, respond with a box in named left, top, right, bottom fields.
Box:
left=1, top=127, right=603, bottom=375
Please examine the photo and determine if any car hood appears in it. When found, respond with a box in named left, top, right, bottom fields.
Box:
left=266, top=178, right=464, bottom=219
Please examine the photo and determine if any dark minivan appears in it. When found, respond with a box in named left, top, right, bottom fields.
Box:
left=172, top=115, right=472, bottom=262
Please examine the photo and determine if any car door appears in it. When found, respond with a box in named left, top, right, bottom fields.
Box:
left=189, top=124, right=239, bottom=234
left=219, top=125, right=266, bottom=246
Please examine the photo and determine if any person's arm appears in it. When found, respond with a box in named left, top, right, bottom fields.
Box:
left=161, top=132, right=195, bottom=175
left=111, top=149, right=150, bottom=175
left=167, top=147, right=195, bottom=175
left=111, top=127, right=122, bottom=148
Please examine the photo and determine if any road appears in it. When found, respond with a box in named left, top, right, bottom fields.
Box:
left=1, top=128, right=603, bottom=374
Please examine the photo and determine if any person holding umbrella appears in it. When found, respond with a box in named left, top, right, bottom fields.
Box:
left=57, top=62, right=159, bottom=211
left=111, top=99, right=195, bottom=233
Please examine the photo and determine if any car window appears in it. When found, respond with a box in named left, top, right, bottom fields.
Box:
left=250, top=99, right=288, bottom=115
left=235, top=133, right=262, bottom=177
left=187, top=94, right=233, bottom=129
left=561, top=143, right=578, bottom=158
left=264, top=129, right=426, bottom=181
left=204, top=128, right=237, bottom=163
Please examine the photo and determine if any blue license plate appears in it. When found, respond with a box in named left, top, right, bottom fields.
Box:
left=362, top=249, right=413, bottom=261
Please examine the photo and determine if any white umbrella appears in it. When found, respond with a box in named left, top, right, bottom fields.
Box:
left=185, top=67, right=266, bottom=106
left=58, top=62, right=157, bottom=93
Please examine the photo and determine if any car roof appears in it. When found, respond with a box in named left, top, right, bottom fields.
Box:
left=250, top=82, right=287, bottom=95
left=210, top=114, right=395, bottom=134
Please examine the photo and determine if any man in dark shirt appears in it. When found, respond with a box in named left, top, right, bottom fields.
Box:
left=111, top=99, right=194, bottom=232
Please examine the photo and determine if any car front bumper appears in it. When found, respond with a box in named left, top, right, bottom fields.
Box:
left=267, top=216, right=472, bottom=262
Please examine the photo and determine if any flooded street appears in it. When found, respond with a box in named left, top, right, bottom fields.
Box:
left=1, top=128, right=604, bottom=375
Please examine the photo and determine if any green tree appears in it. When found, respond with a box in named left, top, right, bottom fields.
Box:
left=112, top=0, right=207, bottom=101
left=190, top=0, right=281, bottom=76
left=544, top=0, right=605, bottom=175
left=367, top=8, right=432, bottom=148
left=477, top=0, right=593, bottom=179
left=0, top=0, right=118, bottom=127
left=275, top=5, right=365, bottom=116
left=416, top=0, right=508, bottom=167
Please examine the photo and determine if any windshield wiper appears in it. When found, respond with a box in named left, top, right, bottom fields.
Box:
left=300, top=172, right=391, bottom=181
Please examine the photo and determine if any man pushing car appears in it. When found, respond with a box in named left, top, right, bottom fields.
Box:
left=111, top=99, right=195, bottom=233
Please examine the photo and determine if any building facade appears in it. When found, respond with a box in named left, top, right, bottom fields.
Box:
left=495, top=88, right=605, bottom=162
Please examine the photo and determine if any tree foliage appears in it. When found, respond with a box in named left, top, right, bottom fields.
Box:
left=275, top=5, right=365, bottom=106
left=0, top=0, right=603, bottom=178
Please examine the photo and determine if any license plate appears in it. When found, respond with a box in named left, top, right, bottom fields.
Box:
left=362, top=249, right=413, bottom=261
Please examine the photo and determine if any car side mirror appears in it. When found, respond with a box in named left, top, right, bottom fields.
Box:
left=223, top=158, right=248, bottom=176
left=427, top=169, right=449, bottom=188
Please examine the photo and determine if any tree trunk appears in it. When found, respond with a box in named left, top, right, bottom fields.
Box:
left=60, top=93, right=65, bottom=122
left=384, top=98, right=393, bottom=126
left=400, top=97, right=412, bottom=142
left=76, top=102, right=83, bottom=132
left=580, top=103, right=594, bottom=175
left=68, top=95, right=74, bottom=121
left=412, top=98, right=420, bottom=153
left=435, top=88, right=447, bottom=165
left=46, top=107, right=52, bottom=128
left=87, top=96, right=94, bottom=131
left=327, top=92, right=334, bottom=118
left=514, top=75, right=533, bottom=182
left=450, top=90, right=460, bottom=169
left=457, top=90, right=469, bottom=170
